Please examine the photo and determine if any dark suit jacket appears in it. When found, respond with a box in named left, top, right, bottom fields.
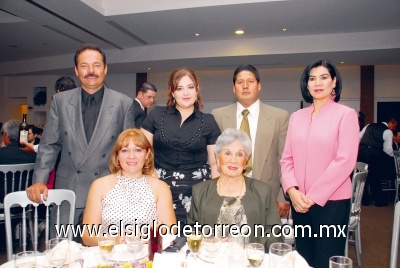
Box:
left=134, top=99, right=146, bottom=128
left=0, top=142, right=37, bottom=202
left=33, top=86, right=135, bottom=208
left=212, top=102, right=289, bottom=203
left=188, top=177, right=283, bottom=251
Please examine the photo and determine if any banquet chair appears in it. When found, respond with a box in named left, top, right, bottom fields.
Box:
left=390, top=201, right=400, bottom=268
left=394, top=151, right=400, bottom=204
left=4, top=189, right=76, bottom=261
left=0, top=163, right=35, bottom=247
left=345, top=165, right=368, bottom=267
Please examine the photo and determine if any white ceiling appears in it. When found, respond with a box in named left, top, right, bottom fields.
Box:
left=0, top=0, right=399, bottom=76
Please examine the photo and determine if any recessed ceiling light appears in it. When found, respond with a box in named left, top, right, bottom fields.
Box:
left=282, top=28, right=287, bottom=31
left=195, top=33, right=200, bottom=36
left=341, top=61, right=345, bottom=64
left=147, top=67, right=151, bottom=70
left=235, top=30, right=244, bottom=35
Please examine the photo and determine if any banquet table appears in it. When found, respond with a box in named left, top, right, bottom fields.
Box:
left=0, top=242, right=273, bottom=268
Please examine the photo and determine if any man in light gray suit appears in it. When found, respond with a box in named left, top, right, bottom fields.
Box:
left=26, top=44, right=135, bottom=237
left=212, top=64, right=290, bottom=217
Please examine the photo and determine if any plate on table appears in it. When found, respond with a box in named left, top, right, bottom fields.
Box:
left=107, top=244, right=148, bottom=263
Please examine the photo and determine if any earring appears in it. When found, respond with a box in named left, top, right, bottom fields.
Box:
left=331, top=89, right=336, bottom=98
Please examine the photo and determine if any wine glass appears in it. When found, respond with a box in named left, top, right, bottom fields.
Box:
left=269, top=242, right=292, bottom=268
left=202, top=229, right=222, bottom=258
left=46, top=238, right=71, bottom=268
left=14, top=251, right=37, bottom=268
left=98, top=235, right=116, bottom=262
left=329, top=256, right=353, bottom=268
left=126, top=234, right=143, bottom=261
left=187, top=231, right=203, bottom=261
left=246, top=243, right=265, bottom=267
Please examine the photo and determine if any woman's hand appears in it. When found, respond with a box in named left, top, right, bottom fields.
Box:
left=287, top=187, right=313, bottom=213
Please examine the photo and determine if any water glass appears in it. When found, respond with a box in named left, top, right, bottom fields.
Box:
left=269, top=242, right=292, bottom=268
left=246, top=243, right=265, bottom=267
left=202, top=229, right=222, bottom=258
left=14, top=251, right=37, bottom=268
left=329, top=256, right=353, bottom=268
left=126, top=234, right=143, bottom=260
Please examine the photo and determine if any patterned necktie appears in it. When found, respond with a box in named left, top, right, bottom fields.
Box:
left=84, top=95, right=95, bottom=143
left=240, top=109, right=252, bottom=175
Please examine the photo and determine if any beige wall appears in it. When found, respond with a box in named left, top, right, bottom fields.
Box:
left=0, top=65, right=398, bottom=125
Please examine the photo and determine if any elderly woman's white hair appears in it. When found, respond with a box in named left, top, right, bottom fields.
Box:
left=215, top=128, right=252, bottom=161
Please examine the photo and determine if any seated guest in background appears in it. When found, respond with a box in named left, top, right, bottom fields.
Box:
left=134, top=82, right=157, bottom=128
left=54, top=76, right=77, bottom=93
left=27, top=125, right=40, bottom=145
left=0, top=119, right=37, bottom=202
left=141, top=68, right=221, bottom=224
left=0, top=119, right=37, bottom=165
left=280, top=59, right=359, bottom=268
left=188, top=128, right=282, bottom=251
left=82, top=129, right=176, bottom=246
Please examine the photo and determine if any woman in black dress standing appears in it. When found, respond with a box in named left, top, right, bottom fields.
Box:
left=141, top=68, right=221, bottom=224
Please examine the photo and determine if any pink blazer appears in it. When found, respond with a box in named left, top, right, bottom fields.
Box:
left=280, top=99, right=359, bottom=206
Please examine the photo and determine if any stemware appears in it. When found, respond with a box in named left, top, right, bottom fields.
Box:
left=14, top=251, right=37, bottom=268
left=126, top=234, right=144, bottom=261
left=246, top=243, right=265, bottom=267
left=98, top=235, right=116, bottom=262
left=187, top=231, right=203, bottom=261
left=46, top=238, right=71, bottom=268
left=329, top=256, right=353, bottom=268
left=269, top=242, right=292, bottom=268
left=202, top=229, right=222, bottom=258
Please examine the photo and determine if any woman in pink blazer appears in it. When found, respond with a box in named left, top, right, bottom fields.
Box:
left=280, top=59, right=359, bottom=268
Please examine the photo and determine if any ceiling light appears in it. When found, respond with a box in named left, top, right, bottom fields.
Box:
left=282, top=28, right=287, bottom=31
left=147, top=67, right=151, bottom=70
left=195, top=33, right=200, bottom=36
left=235, top=30, right=244, bottom=35
left=341, top=61, right=344, bottom=64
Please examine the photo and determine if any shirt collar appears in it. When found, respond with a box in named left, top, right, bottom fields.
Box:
left=81, top=86, right=105, bottom=104
left=166, top=105, right=202, bottom=118
left=308, top=98, right=335, bottom=114
left=237, top=99, right=260, bottom=117
left=382, top=122, right=389, bottom=127
left=135, top=98, right=145, bottom=110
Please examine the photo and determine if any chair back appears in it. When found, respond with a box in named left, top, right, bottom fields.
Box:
left=0, top=163, right=35, bottom=207
left=351, top=170, right=368, bottom=214
left=4, top=189, right=76, bottom=261
left=390, top=201, right=400, bottom=268
left=353, top=161, right=368, bottom=176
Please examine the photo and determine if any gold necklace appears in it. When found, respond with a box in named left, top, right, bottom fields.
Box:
left=217, top=176, right=244, bottom=208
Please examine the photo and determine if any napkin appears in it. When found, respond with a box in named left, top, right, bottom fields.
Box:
left=162, top=233, right=177, bottom=250
left=48, top=240, right=83, bottom=265
left=271, top=250, right=309, bottom=268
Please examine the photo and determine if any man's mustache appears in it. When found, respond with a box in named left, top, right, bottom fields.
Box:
left=84, top=73, right=99, bottom=78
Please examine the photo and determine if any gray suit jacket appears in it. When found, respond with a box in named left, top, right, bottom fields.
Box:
left=211, top=101, right=289, bottom=203
left=33, top=86, right=135, bottom=208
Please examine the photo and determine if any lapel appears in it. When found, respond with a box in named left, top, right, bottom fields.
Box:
left=252, top=102, right=275, bottom=179
left=66, top=89, right=87, bottom=156
left=221, top=103, right=237, bottom=129
left=79, top=87, right=117, bottom=167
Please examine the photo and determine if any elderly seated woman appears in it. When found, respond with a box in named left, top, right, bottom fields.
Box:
left=188, top=128, right=283, bottom=251
left=82, top=128, right=176, bottom=246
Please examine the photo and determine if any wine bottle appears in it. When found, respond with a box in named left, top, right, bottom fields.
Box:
left=18, top=114, right=28, bottom=148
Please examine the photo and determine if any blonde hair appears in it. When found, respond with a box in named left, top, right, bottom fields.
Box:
left=109, top=129, right=155, bottom=175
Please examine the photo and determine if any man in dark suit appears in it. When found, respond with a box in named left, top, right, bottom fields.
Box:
left=26, top=44, right=135, bottom=237
left=212, top=64, right=290, bottom=217
left=134, top=82, right=157, bottom=128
